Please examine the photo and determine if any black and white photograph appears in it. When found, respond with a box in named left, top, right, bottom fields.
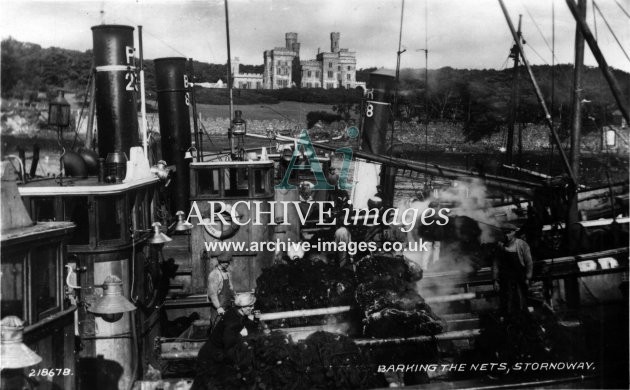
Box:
left=1, top=0, right=629, bottom=389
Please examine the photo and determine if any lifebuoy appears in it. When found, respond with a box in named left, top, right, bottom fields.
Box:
left=202, top=205, right=240, bottom=240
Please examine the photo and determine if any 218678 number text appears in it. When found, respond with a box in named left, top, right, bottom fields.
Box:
left=28, top=368, right=73, bottom=377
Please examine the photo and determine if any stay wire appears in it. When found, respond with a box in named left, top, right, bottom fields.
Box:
left=524, top=42, right=550, bottom=65
left=592, top=0, right=598, bottom=41
left=499, top=54, right=511, bottom=70
left=615, top=0, right=630, bottom=19
left=593, top=0, right=630, bottom=64
left=549, top=0, right=556, bottom=176
left=521, top=1, right=559, bottom=64
left=120, top=13, right=188, bottom=57
left=71, top=70, right=93, bottom=150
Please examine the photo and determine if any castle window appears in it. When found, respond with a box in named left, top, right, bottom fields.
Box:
left=329, top=62, right=332, bottom=68
left=347, top=66, right=351, bottom=70
left=316, top=71, right=320, bottom=78
left=337, top=66, right=341, bottom=71
left=346, top=84, right=351, bottom=89
left=327, top=71, right=333, bottom=78
left=326, top=83, right=334, bottom=89
left=277, top=68, right=282, bottom=75
left=346, top=74, right=351, bottom=80
left=307, top=71, right=312, bottom=77
left=307, top=82, right=312, bottom=88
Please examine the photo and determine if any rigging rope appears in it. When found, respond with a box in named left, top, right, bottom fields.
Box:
left=499, top=55, right=511, bottom=70
left=524, top=42, right=550, bottom=65
left=593, top=0, right=630, bottom=63
left=615, top=0, right=630, bottom=19
left=592, top=0, right=598, bottom=41
left=71, top=70, right=93, bottom=150
left=521, top=2, right=559, bottom=64
left=549, top=0, right=556, bottom=176
left=120, top=13, right=188, bottom=57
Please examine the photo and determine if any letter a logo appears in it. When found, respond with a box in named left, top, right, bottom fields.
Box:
left=275, top=130, right=333, bottom=190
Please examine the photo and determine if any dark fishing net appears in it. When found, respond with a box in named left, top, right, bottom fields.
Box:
left=255, top=260, right=356, bottom=327
left=354, top=254, right=423, bottom=283
left=191, top=255, right=447, bottom=388
left=255, top=254, right=443, bottom=336
left=354, top=255, right=444, bottom=338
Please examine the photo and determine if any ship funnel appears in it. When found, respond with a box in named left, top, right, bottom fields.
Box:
left=361, top=70, right=396, bottom=155
left=91, top=25, right=140, bottom=158
left=361, top=70, right=397, bottom=208
left=154, top=57, right=192, bottom=213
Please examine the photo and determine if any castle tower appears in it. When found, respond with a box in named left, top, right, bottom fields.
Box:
left=232, top=57, right=240, bottom=76
left=291, top=42, right=300, bottom=55
left=330, top=32, right=340, bottom=53
left=285, top=32, right=298, bottom=51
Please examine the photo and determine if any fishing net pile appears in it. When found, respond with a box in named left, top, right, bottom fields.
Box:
left=354, top=255, right=444, bottom=338
left=255, top=260, right=355, bottom=327
left=255, top=255, right=444, bottom=337
left=212, top=331, right=386, bottom=390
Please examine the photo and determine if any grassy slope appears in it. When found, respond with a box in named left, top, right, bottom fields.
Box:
left=195, top=101, right=336, bottom=121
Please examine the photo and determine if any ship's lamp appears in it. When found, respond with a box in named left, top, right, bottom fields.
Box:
left=0, top=316, right=43, bottom=369
left=48, top=90, right=71, bottom=128
left=148, top=222, right=173, bottom=244
left=231, top=110, right=247, bottom=136
left=88, top=275, right=136, bottom=323
left=174, top=210, right=193, bottom=232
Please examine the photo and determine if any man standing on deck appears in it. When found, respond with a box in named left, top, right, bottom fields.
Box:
left=492, top=223, right=533, bottom=314
left=207, top=252, right=235, bottom=330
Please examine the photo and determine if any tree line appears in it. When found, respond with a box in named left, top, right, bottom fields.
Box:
left=2, top=37, right=628, bottom=140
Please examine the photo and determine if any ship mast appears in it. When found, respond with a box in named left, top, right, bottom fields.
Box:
left=498, top=0, right=577, bottom=186
left=225, top=0, right=235, bottom=158
left=138, top=25, right=148, bottom=159
left=566, top=0, right=587, bottom=254
left=506, top=15, right=522, bottom=166
left=564, top=0, right=629, bottom=124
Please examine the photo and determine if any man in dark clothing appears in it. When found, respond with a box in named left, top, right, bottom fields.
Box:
left=192, top=292, right=258, bottom=390
left=492, top=223, right=533, bottom=315
left=207, top=253, right=236, bottom=330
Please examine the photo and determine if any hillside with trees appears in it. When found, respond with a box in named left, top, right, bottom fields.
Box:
left=2, top=37, right=628, bottom=141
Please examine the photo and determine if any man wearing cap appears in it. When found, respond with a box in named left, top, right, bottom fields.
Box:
left=192, top=293, right=258, bottom=390
left=207, top=252, right=235, bottom=329
left=492, top=223, right=533, bottom=314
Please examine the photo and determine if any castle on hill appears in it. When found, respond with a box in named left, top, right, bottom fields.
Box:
left=231, top=32, right=366, bottom=91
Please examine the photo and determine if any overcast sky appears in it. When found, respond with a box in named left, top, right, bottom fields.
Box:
left=1, top=0, right=629, bottom=73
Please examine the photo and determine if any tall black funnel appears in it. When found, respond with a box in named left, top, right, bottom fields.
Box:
left=92, top=25, right=140, bottom=158
left=361, top=70, right=397, bottom=208
left=154, top=57, right=191, bottom=213
left=361, top=70, right=396, bottom=156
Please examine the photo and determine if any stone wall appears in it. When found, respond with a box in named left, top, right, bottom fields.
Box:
left=392, top=121, right=605, bottom=153
left=145, top=113, right=608, bottom=153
